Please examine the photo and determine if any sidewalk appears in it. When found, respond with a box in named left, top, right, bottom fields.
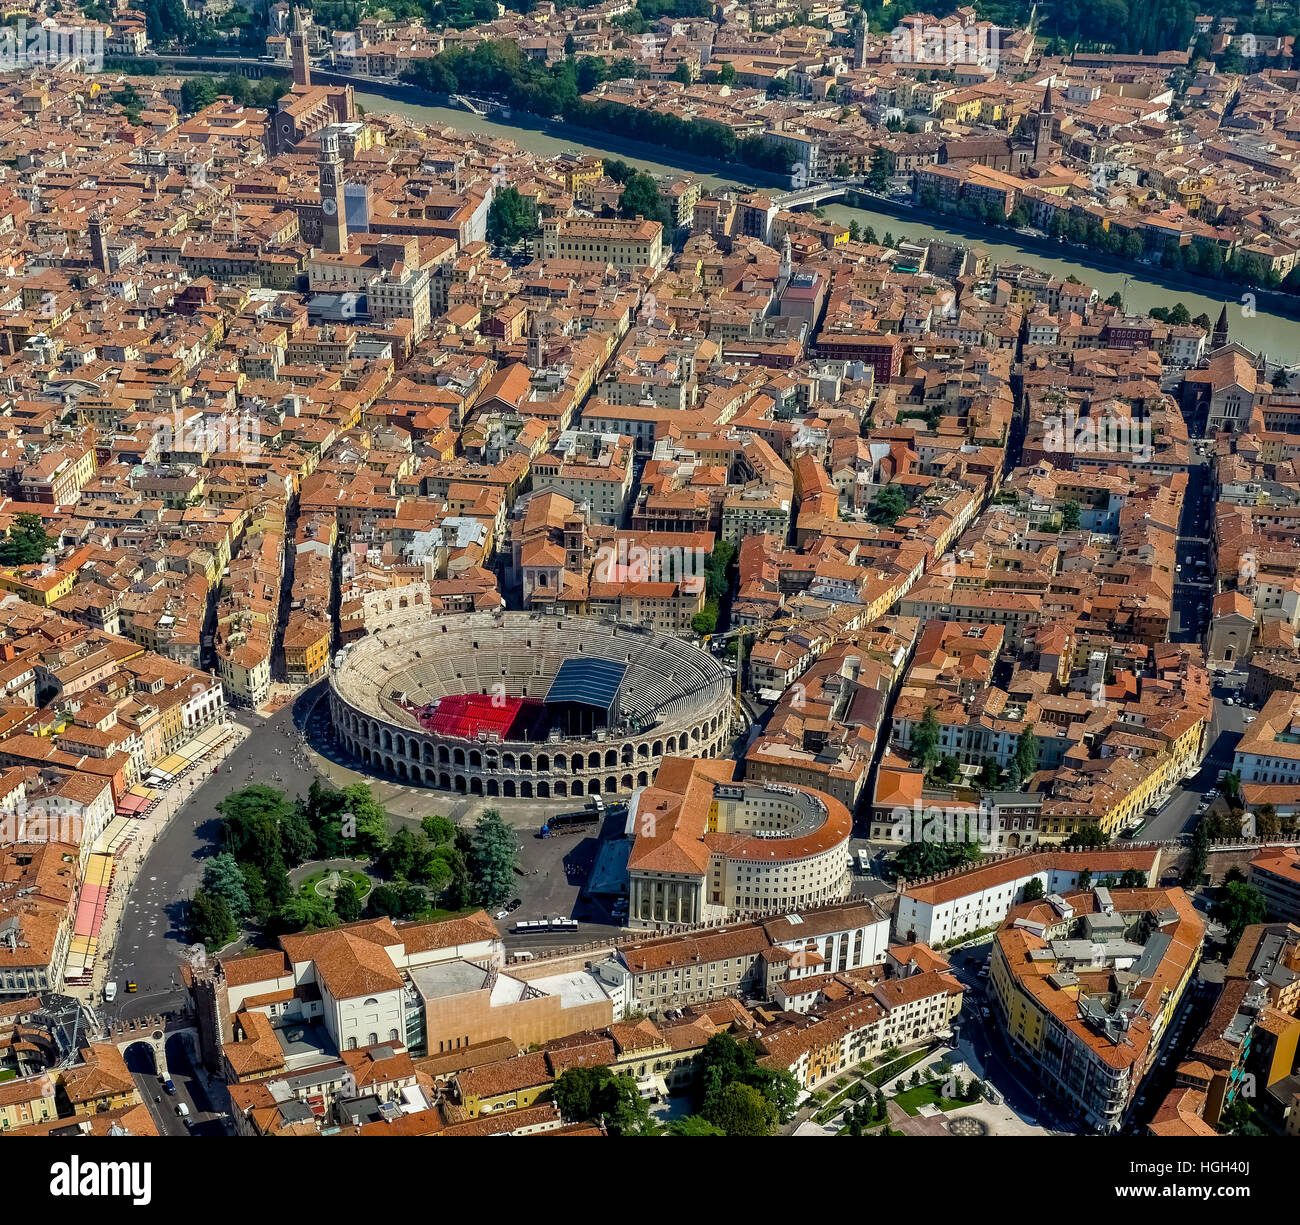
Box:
left=66, top=719, right=252, bottom=1006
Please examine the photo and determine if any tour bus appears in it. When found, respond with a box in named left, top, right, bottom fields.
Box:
left=549, top=917, right=579, bottom=932
left=513, top=919, right=549, bottom=933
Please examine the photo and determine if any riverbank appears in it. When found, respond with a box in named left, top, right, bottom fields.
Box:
left=139, top=58, right=1300, bottom=351
left=840, top=189, right=1300, bottom=328
left=346, top=79, right=789, bottom=191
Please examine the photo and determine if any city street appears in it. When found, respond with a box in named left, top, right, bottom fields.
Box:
left=1138, top=695, right=1251, bottom=843
left=105, top=684, right=631, bottom=1022
left=124, top=1036, right=223, bottom=1138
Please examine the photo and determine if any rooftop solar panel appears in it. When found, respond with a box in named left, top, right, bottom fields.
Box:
left=545, top=656, right=628, bottom=713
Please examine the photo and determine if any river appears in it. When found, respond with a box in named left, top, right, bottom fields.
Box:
left=356, top=90, right=1298, bottom=357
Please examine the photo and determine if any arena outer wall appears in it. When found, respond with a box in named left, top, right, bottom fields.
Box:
left=327, top=611, right=734, bottom=799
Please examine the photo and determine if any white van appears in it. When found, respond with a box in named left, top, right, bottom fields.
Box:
left=104, top=981, right=118, bottom=1002
left=175, top=1102, right=190, bottom=1119
left=515, top=951, right=534, bottom=962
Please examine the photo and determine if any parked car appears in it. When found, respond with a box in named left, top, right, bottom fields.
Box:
left=103, top=982, right=117, bottom=1002
left=506, top=898, right=522, bottom=912
left=163, top=1079, right=176, bottom=1096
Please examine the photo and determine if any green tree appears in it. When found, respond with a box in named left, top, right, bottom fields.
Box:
left=218, top=785, right=292, bottom=872
left=717, top=61, right=735, bottom=85
left=280, top=799, right=317, bottom=867
left=0, top=512, right=54, bottom=566
left=341, top=784, right=390, bottom=856
left=553, top=1066, right=656, bottom=1135
left=422, top=814, right=456, bottom=845
left=334, top=879, right=363, bottom=923
left=1011, top=728, right=1039, bottom=786
left=274, top=891, right=339, bottom=934
left=868, top=483, right=908, bottom=526
left=670, top=1118, right=733, bottom=1133
left=188, top=887, right=238, bottom=950
left=1212, top=880, right=1268, bottom=946
left=619, top=170, right=673, bottom=229
left=240, top=862, right=271, bottom=925
left=469, top=808, right=517, bottom=906
left=487, top=186, right=538, bottom=248
left=1022, top=877, right=1045, bottom=902
left=202, top=852, right=251, bottom=923
left=379, top=827, right=432, bottom=881
left=1060, top=500, right=1082, bottom=531
left=867, top=147, right=890, bottom=191
left=704, top=1081, right=778, bottom=1136
left=691, top=606, right=718, bottom=636
left=911, top=706, right=941, bottom=774
left=181, top=77, right=219, bottom=113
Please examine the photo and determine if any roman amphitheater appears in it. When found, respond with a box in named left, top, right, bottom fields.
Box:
left=327, top=611, right=735, bottom=798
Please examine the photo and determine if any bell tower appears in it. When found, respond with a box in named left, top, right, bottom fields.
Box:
left=291, top=7, right=312, bottom=89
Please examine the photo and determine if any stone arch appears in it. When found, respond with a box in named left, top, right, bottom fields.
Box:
left=438, top=745, right=450, bottom=764
left=605, top=749, right=617, bottom=767
left=622, top=773, right=634, bottom=790
left=439, top=772, right=451, bottom=789
left=521, top=781, right=533, bottom=798
left=555, top=781, right=567, bottom=797
left=469, top=750, right=482, bottom=769
left=637, top=771, right=648, bottom=786
left=470, top=777, right=483, bottom=795
left=487, top=779, right=499, bottom=797
left=503, top=780, right=516, bottom=798
left=572, top=778, right=584, bottom=795
left=454, top=775, right=467, bottom=793
left=606, top=776, right=617, bottom=793
left=453, top=748, right=466, bottom=767
left=538, top=781, right=550, bottom=798
left=537, top=754, right=549, bottom=772
left=587, top=751, right=600, bottom=769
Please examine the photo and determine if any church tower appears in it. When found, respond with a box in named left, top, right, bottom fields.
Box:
left=89, top=210, right=110, bottom=274
left=1212, top=303, right=1230, bottom=351
left=1034, top=81, right=1054, bottom=164
left=854, top=18, right=869, bottom=70
left=318, top=126, right=347, bottom=254
left=291, top=7, right=312, bottom=89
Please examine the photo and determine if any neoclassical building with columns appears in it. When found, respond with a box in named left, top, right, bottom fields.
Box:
left=627, top=757, right=853, bottom=929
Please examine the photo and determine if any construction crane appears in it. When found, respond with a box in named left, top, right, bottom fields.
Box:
left=702, top=615, right=843, bottom=728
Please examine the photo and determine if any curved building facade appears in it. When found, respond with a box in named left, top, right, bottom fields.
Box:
left=627, top=758, right=853, bottom=929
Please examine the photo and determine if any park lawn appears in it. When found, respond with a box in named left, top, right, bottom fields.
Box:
left=865, top=1048, right=930, bottom=1087
left=0, top=1069, right=15, bottom=1082
left=892, top=1083, right=969, bottom=1116
left=300, top=868, right=371, bottom=897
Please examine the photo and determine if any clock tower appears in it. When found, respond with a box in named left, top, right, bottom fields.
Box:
left=318, top=126, right=348, bottom=255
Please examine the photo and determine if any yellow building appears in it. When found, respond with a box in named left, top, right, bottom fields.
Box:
left=0, top=563, right=77, bottom=606
left=990, top=886, right=1202, bottom=1132
left=0, top=1072, right=57, bottom=1132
